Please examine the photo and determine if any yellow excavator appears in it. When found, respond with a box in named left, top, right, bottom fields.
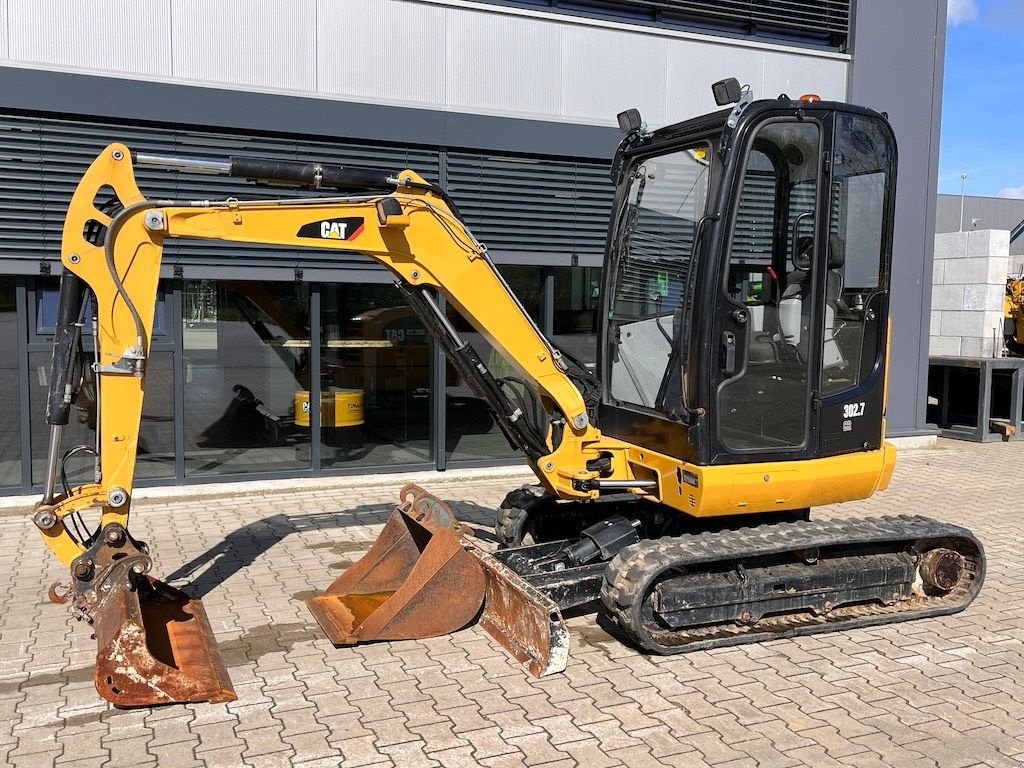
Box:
left=1006, top=273, right=1024, bottom=355
left=34, top=80, right=984, bottom=707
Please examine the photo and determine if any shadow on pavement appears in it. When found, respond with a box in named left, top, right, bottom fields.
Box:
left=163, top=498, right=501, bottom=598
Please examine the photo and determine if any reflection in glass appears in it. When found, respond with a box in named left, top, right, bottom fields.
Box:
left=608, top=144, right=711, bottom=410
left=183, top=280, right=311, bottom=476
left=29, top=350, right=175, bottom=485
left=446, top=266, right=544, bottom=462
left=319, top=284, right=431, bottom=468
left=552, top=266, right=601, bottom=368
left=0, top=279, right=20, bottom=487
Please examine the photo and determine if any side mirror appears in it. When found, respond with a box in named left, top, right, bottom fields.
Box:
left=617, top=108, right=643, bottom=134
left=712, top=78, right=742, bottom=106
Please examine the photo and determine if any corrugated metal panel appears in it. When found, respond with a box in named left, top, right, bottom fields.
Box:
left=492, top=0, right=850, bottom=49
left=0, top=1, right=9, bottom=60
left=316, top=0, right=446, bottom=106
left=170, top=0, right=316, bottom=91
left=446, top=151, right=614, bottom=255
left=0, top=113, right=439, bottom=273
left=6, top=0, right=172, bottom=75
left=561, top=24, right=668, bottom=125
left=444, top=9, right=562, bottom=117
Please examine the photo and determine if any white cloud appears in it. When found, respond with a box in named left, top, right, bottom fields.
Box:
left=998, top=185, right=1024, bottom=199
left=948, top=0, right=979, bottom=25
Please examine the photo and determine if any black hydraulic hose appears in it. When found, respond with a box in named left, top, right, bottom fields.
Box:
left=46, top=271, right=88, bottom=426
left=103, top=201, right=163, bottom=355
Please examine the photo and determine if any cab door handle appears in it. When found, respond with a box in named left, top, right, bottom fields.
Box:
left=721, top=331, right=737, bottom=376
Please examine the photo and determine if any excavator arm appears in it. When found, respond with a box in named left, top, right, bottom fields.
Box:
left=40, top=144, right=640, bottom=563
left=34, top=144, right=637, bottom=705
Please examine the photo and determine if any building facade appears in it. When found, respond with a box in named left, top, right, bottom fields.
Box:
left=0, top=0, right=947, bottom=493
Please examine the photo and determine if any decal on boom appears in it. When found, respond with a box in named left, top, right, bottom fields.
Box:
left=298, top=217, right=365, bottom=241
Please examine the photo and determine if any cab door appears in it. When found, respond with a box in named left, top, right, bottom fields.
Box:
left=816, top=112, right=896, bottom=455
left=710, top=115, right=829, bottom=463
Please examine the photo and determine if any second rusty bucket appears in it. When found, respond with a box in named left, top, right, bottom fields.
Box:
left=306, top=485, right=486, bottom=643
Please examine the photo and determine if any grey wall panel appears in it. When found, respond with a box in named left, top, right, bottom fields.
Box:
left=7, top=0, right=171, bottom=76
left=662, top=40, right=848, bottom=125
left=0, top=0, right=847, bottom=130
left=0, top=66, right=622, bottom=159
left=560, top=24, right=669, bottom=126
left=170, top=0, right=316, bottom=92
left=316, top=0, right=447, bottom=106
left=848, top=0, right=946, bottom=435
left=936, top=194, right=1024, bottom=234
left=445, top=8, right=562, bottom=117
left=0, top=2, right=8, bottom=60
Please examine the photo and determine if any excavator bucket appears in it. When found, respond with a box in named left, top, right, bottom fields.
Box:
left=306, top=485, right=487, bottom=643
left=49, top=523, right=236, bottom=708
left=91, top=575, right=236, bottom=707
left=306, top=485, right=568, bottom=677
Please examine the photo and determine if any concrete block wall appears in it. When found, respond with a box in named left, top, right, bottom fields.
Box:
left=930, top=229, right=1010, bottom=357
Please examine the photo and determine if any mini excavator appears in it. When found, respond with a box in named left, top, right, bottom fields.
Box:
left=34, top=80, right=984, bottom=706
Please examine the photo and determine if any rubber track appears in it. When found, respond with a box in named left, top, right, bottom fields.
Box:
left=600, top=515, right=985, bottom=654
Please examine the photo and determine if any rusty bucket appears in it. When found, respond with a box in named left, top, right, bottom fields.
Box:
left=306, top=485, right=487, bottom=643
left=92, top=576, right=236, bottom=707
left=51, top=524, right=236, bottom=707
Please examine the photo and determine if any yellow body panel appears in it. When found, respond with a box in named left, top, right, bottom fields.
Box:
left=36, top=144, right=896, bottom=565
left=1007, top=278, right=1024, bottom=345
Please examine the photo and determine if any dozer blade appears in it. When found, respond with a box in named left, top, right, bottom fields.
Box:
left=306, top=484, right=486, bottom=643
left=469, top=541, right=569, bottom=678
left=92, top=576, right=236, bottom=707
left=306, top=484, right=569, bottom=677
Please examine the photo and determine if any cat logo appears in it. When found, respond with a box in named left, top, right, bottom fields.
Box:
left=321, top=221, right=348, bottom=239
left=297, top=217, right=364, bottom=242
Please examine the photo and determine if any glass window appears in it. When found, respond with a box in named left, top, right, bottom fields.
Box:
left=0, top=278, right=20, bottom=487
left=719, top=120, right=821, bottom=451
left=183, top=280, right=310, bottom=476
left=28, top=278, right=175, bottom=486
left=607, top=143, right=711, bottom=411
left=821, top=114, right=893, bottom=397
left=446, top=266, right=544, bottom=462
left=551, top=266, right=601, bottom=369
left=319, top=283, right=431, bottom=469
left=35, top=285, right=165, bottom=337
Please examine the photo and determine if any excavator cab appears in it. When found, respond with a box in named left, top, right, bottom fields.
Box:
left=601, top=90, right=896, bottom=470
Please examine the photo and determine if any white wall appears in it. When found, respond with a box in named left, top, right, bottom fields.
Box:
left=0, top=0, right=849, bottom=128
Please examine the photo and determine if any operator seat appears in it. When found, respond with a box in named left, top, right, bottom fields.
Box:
left=777, top=235, right=847, bottom=369
left=822, top=235, right=847, bottom=370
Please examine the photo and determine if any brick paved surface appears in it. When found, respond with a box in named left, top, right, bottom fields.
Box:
left=1, top=440, right=1022, bottom=768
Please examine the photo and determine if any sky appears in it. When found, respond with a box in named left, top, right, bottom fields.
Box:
left=939, top=0, right=1024, bottom=197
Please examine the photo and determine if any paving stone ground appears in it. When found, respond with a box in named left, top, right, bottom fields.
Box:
left=0, top=439, right=1022, bottom=768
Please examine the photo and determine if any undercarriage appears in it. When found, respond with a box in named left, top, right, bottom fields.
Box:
left=492, top=486, right=985, bottom=658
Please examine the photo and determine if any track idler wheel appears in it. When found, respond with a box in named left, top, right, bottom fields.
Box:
left=55, top=524, right=236, bottom=707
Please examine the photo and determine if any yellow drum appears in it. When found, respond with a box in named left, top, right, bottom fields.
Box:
left=295, top=389, right=365, bottom=428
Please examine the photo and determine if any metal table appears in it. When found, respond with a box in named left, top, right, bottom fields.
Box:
left=928, top=355, right=1024, bottom=442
